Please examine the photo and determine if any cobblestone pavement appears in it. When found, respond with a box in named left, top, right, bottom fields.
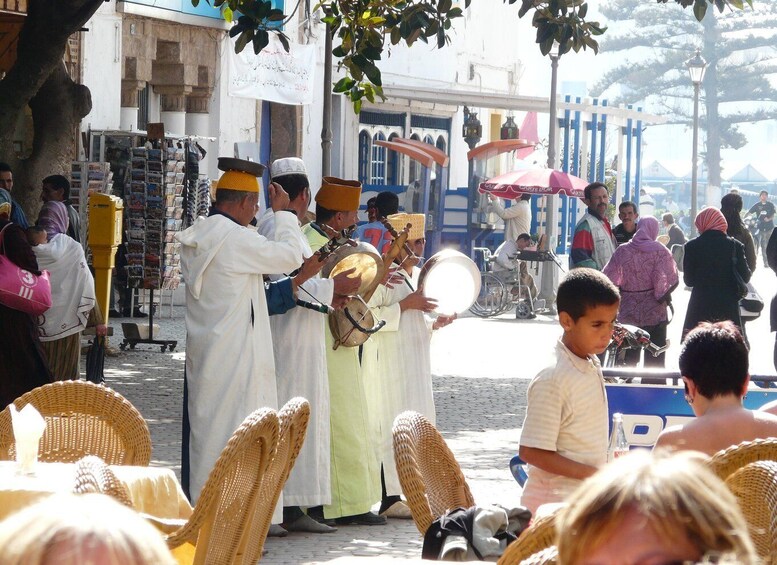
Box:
left=99, top=261, right=777, bottom=563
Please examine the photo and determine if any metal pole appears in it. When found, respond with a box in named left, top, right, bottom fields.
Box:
left=690, top=81, right=700, bottom=238
left=321, top=24, right=333, bottom=177
left=539, top=53, right=559, bottom=309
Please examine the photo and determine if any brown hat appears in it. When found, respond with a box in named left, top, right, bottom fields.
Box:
left=314, top=177, right=362, bottom=212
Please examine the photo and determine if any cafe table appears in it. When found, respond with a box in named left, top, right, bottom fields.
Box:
left=0, top=460, right=192, bottom=523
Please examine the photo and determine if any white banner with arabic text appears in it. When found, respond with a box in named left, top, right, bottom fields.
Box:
left=228, top=35, right=316, bottom=105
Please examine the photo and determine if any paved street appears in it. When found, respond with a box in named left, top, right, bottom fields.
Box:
left=100, top=258, right=777, bottom=563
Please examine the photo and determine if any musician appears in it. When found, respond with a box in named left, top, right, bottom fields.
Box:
left=301, top=177, right=386, bottom=526
left=257, top=158, right=361, bottom=534
left=363, top=213, right=455, bottom=518
left=176, top=158, right=303, bottom=504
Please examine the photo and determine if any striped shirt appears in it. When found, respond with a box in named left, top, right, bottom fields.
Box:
left=519, top=339, right=609, bottom=512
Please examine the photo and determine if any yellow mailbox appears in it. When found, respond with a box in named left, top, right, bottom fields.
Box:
left=88, top=193, right=124, bottom=324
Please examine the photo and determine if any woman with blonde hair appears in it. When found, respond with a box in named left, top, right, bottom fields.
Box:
left=0, top=493, right=175, bottom=565
left=556, top=450, right=758, bottom=565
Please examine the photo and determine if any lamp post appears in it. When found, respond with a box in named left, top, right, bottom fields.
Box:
left=539, top=44, right=560, bottom=309
left=686, top=49, right=707, bottom=237
left=463, top=106, right=482, bottom=256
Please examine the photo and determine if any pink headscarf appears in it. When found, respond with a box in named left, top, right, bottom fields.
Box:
left=37, top=201, right=69, bottom=241
left=628, top=216, right=665, bottom=253
left=695, top=207, right=728, bottom=235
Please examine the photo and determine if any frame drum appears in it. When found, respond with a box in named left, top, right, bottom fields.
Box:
left=418, top=249, right=481, bottom=315
left=321, top=241, right=382, bottom=296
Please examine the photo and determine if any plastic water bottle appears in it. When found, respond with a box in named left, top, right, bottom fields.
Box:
left=608, top=413, right=629, bottom=461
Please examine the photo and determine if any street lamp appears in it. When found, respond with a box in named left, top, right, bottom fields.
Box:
left=539, top=42, right=560, bottom=309
left=500, top=115, right=519, bottom=140
left=463, top=106, right=483, bottom=256
left=686, top=49, right=707, bottom=237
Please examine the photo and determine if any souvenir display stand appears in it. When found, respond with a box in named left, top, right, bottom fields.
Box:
left=89, top=131, right=207, bottom=352
left=70, top=161, right=113, bottom=251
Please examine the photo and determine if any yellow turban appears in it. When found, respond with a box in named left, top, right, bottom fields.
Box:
left=314, top=177, right=362, bottom=212
left=387, top=213, right=426, bottom=240
left=216, top=170, right=260, bottom=193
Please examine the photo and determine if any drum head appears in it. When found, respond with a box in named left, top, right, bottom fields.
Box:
left=321, top=241, right=382, bottom=297
left=419, top=249, right=481, bottom=315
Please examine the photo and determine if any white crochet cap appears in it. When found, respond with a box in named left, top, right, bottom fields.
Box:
left=271, top=157, right=307, bottom=179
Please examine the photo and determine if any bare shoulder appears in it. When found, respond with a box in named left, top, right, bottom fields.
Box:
left=654, top=424, right=687, bottom=452
left=758, top=399, right=777, bottom=416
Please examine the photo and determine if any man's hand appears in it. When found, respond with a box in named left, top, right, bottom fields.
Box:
left=487, top=193, right=496, bottom=202
left=332, top=267, right=361, bottom=297
left=269, top=181, right=290, bottom=212
left=400, top=290, right=437, bottom=313
left=432, top=313, right=457, bottom=330
left=95, top=324, right=108, bottom=337
left=292, top=254, right=324, bottom=289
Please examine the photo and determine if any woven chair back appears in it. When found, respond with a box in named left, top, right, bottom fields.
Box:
left=708, top=438, right=777, bottom=482
left=392, top=410, right=474, bottom=535
left=164, top=407, right=278, bottom=565
left=497, top=510, right=558, bottom=565
left=0, top=381, right=151, bottom=466
left=725, top=460, right=777, bottom=563
left=72, top=454, right=133, bottom=507
left=243, top=397, right=310, bottom=562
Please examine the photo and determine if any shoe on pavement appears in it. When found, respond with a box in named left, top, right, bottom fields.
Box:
left=283, top=513, right=337, bottom=533
left=267, top=524, right=288, bottom=537
left=334, top=512, right=387, bottom=526
left=108, top=309, right=123, bottom=318
left=379, top=501, right=413, bottom=519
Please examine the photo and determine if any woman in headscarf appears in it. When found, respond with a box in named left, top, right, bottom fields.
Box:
left=682, top=207, right=751, bottom=339
left=603, top=216, right=679, bottom=367
left=0, top=189, right=53, bottom=408
left=33, top=201, right=106, bottom=380
left=721, top=192, right=757, bottom=274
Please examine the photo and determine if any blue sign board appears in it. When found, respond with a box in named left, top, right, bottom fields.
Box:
left=605, top=383, right=777, bottom=448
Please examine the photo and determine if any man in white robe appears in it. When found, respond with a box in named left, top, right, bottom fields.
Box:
left=258, top=158, right=361, bottom=534
left=301, top=177, right=385, bottom=526
left=177, top=158, right=303, bottom=504
left=362, top=213, right=455, bottom=518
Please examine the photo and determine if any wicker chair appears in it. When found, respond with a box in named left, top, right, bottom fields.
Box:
left=723, top=460, right=777, bottom=563
left=0, top=381, right=152, bottom=466
left=515, top=546, right=558, bottom=565
left=72, top=454, right=133, bottom=507
left=707, top=438, right=777, bottom=482
left=497, top=510, right=558, bottom=565
left=160, top=407, right=278, bottom=565
left=392, top=410, right=475, bottom=535
left=243, top=397, right=310, bottom=561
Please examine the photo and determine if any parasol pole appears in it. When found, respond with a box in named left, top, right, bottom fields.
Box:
left=539, top=47, right=561, bottom=312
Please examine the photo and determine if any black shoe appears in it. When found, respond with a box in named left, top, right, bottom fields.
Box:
left=307, top=506, right=336, bottom=527
left=132, top=309, right=148, bottom=318
left=108, top=309, right=123, bottom=318
left=334, top=512, right=387, bottom=526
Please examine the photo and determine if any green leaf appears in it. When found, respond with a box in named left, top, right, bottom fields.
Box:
left=191, top=0, right=199, bottom=6
left=252, top=30, right=270, bottom=54
left=448, top=7, right=463, bottom=17
left=439, top=0, right=453, bottom=12
left=333, top=77, right=355, bottom=93
left=728, top=0, right=744, bottom=8
left=693, top=0, right=707, bottom=20
left=235, top=30, right=252, bottom=53
left=332, top=45, right=347, bottom=57
left=277, top=33, right=290, bottom=52
left=222, top=5, right=233, bottom=22
left=364, top=83, right=375, bottom=103
left=518, top=0, right=533, bottom=17
left=354, top=99, right=362, bottom=114
left=437, top=28, right=445, bottom=48
left=390, top=27, right=402, bottom=45
left=578, top=2, right=588, bottom=18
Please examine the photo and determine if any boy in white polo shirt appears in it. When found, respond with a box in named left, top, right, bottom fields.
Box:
left=518, top=268, right=620, bottom=513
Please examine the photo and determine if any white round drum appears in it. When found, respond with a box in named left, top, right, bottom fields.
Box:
left=418, top=249, right=481, bottom=315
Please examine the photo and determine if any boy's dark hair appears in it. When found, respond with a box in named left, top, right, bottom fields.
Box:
left=517, top=233, right=532, bottom=243
left=556, top=268, right=620, bottom=321
left=584, top=182, right=608, bottom=201
left=663, top=213, right=675, bottom=224
left=273, top=173, right=309, bottom=202
left=760, top=190, right=769, bottom=196
left=27, top=226, right=45, bottom=234
left=366, top=197, right=377, bottom=208
left=618, top=201, right=638, bottom=214
left=315, top=203, right=336, bottom=223
left=0, top=162, right=11, bottom=173
left=43, top=174, right=71, bottom=200
left=215, top=188, right=254, bottom=205
left=519, top=194, right=531, bottom=202
left=680, top=321, right=748, bottom=398
left=376, top=191, right=399, bottom=218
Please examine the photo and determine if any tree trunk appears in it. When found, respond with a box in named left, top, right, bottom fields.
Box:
left=702, top=13, right=722, bottom=195
left=0, top=0, right=102, bottom=218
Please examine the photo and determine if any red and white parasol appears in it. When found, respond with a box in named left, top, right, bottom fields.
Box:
left=478, top=168, right=588, bottom=199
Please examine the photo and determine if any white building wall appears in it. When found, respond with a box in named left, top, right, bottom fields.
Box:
left=81, top=4, right=123, bottom=132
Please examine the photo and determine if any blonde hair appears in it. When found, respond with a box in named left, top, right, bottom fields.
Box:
left=0, top=494, right=176, bottom=565
left=556, top=450, right=758, bottom=565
